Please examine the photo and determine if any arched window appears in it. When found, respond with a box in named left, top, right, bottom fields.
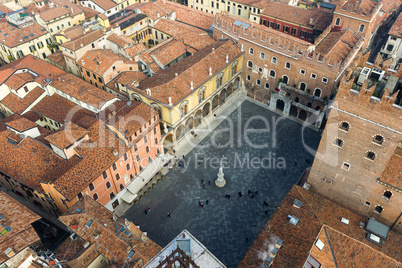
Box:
left=93, top=193, right=99, bottom=201
left=374, top=206, right=383, bottom=214
left=256, top=79, right=261, bottom=85
left=339, top=121, right=349, bottom=132
left=335, top=18, right=340, bottom=26
left=247, top=60, right=253, bottom=69
left=314, top=88, right=322, bottom=97
left=216, top=72, right=224, bottom=87
left=299, top=82, right=307, bottom=91
left=231, top=61, right=238, bottom=76
left=265, top=82, right=269, bottom=89
left=383, top=191, right=392, bottom=199
left=269, top=70, right=276, bottom=78
left=246, top=75, right=251, bottom=81
left=359, top=24, right=365, bottom=33
left=249, top=47, right=254, bottom=55
left=295, top=97, right=299, bottom=103
left=333, top=138, right=343, bottom=147
left=365, top=151, right=376, bottom=161
left=271, top=57, right=277, bottom=64
left=373, top=135, right=384, bottom=145
left=260, top=52, right=265, bottom=59
left=198, top=87, right=206, bottom=102
left=89, top=183, right=95, bottom=191
left=180, top=101, right=188, bottom=117
left=285, top=62, right=291, bottom=69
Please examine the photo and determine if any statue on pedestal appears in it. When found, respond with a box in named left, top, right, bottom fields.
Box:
left=215, top=160, right=226, bottom=188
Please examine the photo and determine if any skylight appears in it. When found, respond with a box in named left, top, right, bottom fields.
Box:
left=86, top=219, right=93, bottom=228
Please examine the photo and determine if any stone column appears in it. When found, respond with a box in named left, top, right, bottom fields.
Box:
left=283, top=100, right=291, bottom=116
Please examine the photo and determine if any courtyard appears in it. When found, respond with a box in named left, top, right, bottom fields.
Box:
left=124, top=100, right=321, bottom=268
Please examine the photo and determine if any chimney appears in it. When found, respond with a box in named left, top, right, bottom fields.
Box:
left=310, top=18, right=313, bottom=25
left=226, top=54, right=229, bottom=63
left=175, top=73, right=178, bottom=77
left=81, top=60, right=85, bottom=65
left=212, top=47, right=215, bottom=52
left=157, top=12, right=160, bottom=18
left=168, top=97, right=172, bottom=106
left=190, top=81, right=194, bottom=90
left=80, top=43, right=83, bottom=47
left=209, top=67, right=212, bottom=76
left=113, top=149, right=118, bottom=156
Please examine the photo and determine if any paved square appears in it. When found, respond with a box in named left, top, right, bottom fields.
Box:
left=124, top=100, right=321, bottom=268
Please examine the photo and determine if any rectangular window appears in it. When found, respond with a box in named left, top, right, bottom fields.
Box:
left=102, top=171, right=108, bottom=179
left=144, top=135, right=148, bottom=143
left=321, top=77, right=328, bottom=84
left=311, top=73, right=317, bottom=79
left=276, top=24, right=280, bottom=31
left=301, top=31, right=307, bottom=38
left=126, top=163, right=131, bottom=171
left=300, top=69, right=306, bottom=75
left=110, top=192, right=115, bottom=200
left=134, top=144, right=138, bottom=151
left=153, top=127, right=157, bottom=135
left=17, top=50, right=24, bottom=58
left=291, top=28, right=297, bottom=35
left=86, top=70, right=90, bottom=77
left=283, top=26, right=289, bottom=33
left=37, top=41, right=44, bottom=49
left=269, top=21, right=274, bottom=28
left=124, top=153, right=128, bottom=161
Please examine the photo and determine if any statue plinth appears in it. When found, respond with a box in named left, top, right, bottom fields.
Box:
left=215, top=166, right=226, bottom=188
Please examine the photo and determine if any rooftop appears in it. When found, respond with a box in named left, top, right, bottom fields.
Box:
left=379, top=145, right=402, bottom=190
left=106, top=71, right=147, bottom=91
left=44, top=122, right=89, bottom=149
left=339, top=0, right=378, bottom=16
left=0, top=22, right=48, bottom=48
left=61, top=29, right=104, bottom=51
left=54, top=25, right=85, bottom=41
left=39, top=6, right=69, bottom=21
left=59, top=195, right=162, bottom=266
left=46, top=50, right=67, bottom=68
left=238, top=185, right=402, bottom=267
left=0, top=191, right=41, bottom=263
left=148, top=38, right=188, bottom=67
left=389, top=12, right=402, bottom=39
left=261, top=1, right=333, bottom=31
left=137, top=40, right=241, bottom=106
left=106, top=33, right=135, bottom=48
left=154, top=19, right=214, bottom=50
left=1, top=87, right=44, bottom=114
left=4, top=113, right=38, bottom=132
left=136, top=1, right=174, bottom=21
left=90, top=0, right=117, bottom=10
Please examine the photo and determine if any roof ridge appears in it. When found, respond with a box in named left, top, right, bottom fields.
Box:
left=295, top=186, right=325, bottom=225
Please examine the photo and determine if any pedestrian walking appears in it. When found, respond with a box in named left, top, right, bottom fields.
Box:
left=255, top=191, right=258, bottom=196
left=183, top=155, right=185, bottom=159
left=248, top=190, right=251, bottom=194
left=148, top=207, right=151, bottom=212
left=246, top=237, right=249, bottom=242
left=202, top=184, right=205, bottom=189
left=206, top=200, right=209, bottom=205
left=228, top=195, right=231, bottom=199
left=167, top=212, right=171, bottom=217
left=238, top=192, right=242, bottom=197
left=208, top=181, right=211, bottom=185
left=265, top=210, right=268, bottom=215
left=145, top=209, right=147, bottom=215
left=201, top=179, right=204, bottom=184
left=201, top=202, right=204, bottom=208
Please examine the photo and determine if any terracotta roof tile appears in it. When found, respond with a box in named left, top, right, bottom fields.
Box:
left=4, top=72, right=36, bottom=90
left=55, top=25, right=85, bottom=41
left=157, top=0, right=213, bottom=30
left=239, top=185, right=402, bottom=267
left=106, top=71, right=147, bottom=91
left=47, top=51, right=67, bottom=68
left=59, top=195, right=162, bottom=265
left=4, top=114, right=38, bottom=132
left=45, top=122, right=89, bottom=149
left=1, top=87, right=45, bottom=114
left=155, top=19, right=214, bottom=50
left=51, top=0, right=84, bottom=16
left=339, top=0, right=378, bottom=16
left=137, top=40, right=242, bottom=105
left=62, top=29, right=104, bottom=51
left=389, top=12, right=402, bottom=38
left=0, top=22, right=49, bottom=48
left=90, top=0, right=117, bottom=10
left=106, top=33, right=135, bottom=48
left=78, top=49, right=137, bottom=79
left=0, top=3, right=12, bottom=13
left=81, top=6, right=100, bottom=19
left=22, top=111, right=42, bottom=123
left=149, top=38, right=187, bottom=66
left=124, top=42, right=147, bottom=58
left=261, top=2, right=333, bottom=31
left=138, top=1, right=174, bottom=20
left=32, top=94, right=95, bottom=123
left=50, top=73, right=118, bottom=110
left=39, top=6, right=70, bottom=21
left=379, top=145, right=402, bottom=190
left=0, top=191, right=41, bottom=263
left=315, top=29, right=359, bottom=65
left=0, top=127, right=62, bottom=190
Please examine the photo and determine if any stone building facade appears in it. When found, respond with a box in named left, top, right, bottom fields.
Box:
left=306, top=70, right=402, bottom=232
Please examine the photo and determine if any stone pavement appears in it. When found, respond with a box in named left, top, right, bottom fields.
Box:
left=123, top=100, right=321, bottom=268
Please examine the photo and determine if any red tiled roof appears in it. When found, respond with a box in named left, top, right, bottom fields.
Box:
left=149, top=38, right=187, bottom=66
left=4, top=114, right=38, bottom=132
left=314, top=29, right=359, bottom=65
left=106, top=33, right=135, bottom=48
left=47, top=51, right=67, bottom=68
left=155, top=19, right=214, bottom=50
left=1, top=87, right=45, bottom=114
left=81, top=6, right=100, bottom=19
left=137, top=40, right=242, bottom=105
left=0, top=22, right=49, bottom=48
left=39, top=6, right=69, bottom=21
left=91, top=0, right=117, bottom=10
left=45, top=122, right=89, bottom=149
left=0, top=191, right=41, bottom=263
left=339, top=0, right=378, bottom=16
left=5, top=72, right=36, bottom=90
left=261, top=2, right=333, bottom=31
left=238, top=185, right=402, bottom=267
left=32, top=94, right=94, bottom=123
left=124, top=42, right=147, bottom=58
left=389, top=12, right=402, bottom=39
left=59, top=195, right=162, bottom=265
left=138, top=1, right=174, bottom=20
left=106, top=71, right=147, bottom=91
left=61, top=29, right=104, bottom=51
left=379, top=145, right=402, bottom=190
left=55, top=25, right=85, bottom=41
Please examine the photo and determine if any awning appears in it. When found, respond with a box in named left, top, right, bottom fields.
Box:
left=120, top=191, right=137, bottom=204
left=127, top=153, right=173, bottom=195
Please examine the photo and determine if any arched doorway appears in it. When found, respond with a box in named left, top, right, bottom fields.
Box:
left=194, top=110, right=202, bottom=128
left=185, top=117, right=194, bottom=133
left=176, top=125, right=185, bottom=141
left=276, top=99, right=285, bottom=111
left=219, top=88, right=227, bottom=105
left=289, top=106, right=298, bottom=117
left=202, top=103, right=210, bottom=117
left=212, top=95, right=219, bottom=111
left=163, top=133, right=174, bottom=153
left=233, top=77, right=240, bottom=91
left=298, top=110, right=307, bottom=121
left=282, top=75, right=289, bottom=84
left=299, top=82, right=307, bottom=91
left=227, top=83, right=233, bottom=97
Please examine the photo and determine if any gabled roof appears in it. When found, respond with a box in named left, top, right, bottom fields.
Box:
left=61, top=29, right=104, bottom=51
left=137, top=40, right=241, bottom=106
left=149, top=38, right=187, bottom=67
left=39, top=6, right=69, bottom=21
left=0, top=22, right=49, bottom=48
left=0, top=191, right=41, bottom=263
left=59, top=195, right=162, bottom=265
left=155, top=19, right=214, bottom=50
left=4, top=113, right=38, bottom=132
left=379, top=145, right=402, bottom=190
left=106, top=33, right=135, bottom=48
left=45, top=122, right=89, bottom=149
left=91, top=0, right=117, bottom=10
left=1, top=87, right=45, bottom=114
left=4, top=72, right=37, bottom=90
left=137, top=1, right=174, bottom=21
